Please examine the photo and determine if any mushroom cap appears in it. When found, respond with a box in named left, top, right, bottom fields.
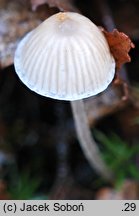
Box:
left=14, top=12, right=115, bottom=101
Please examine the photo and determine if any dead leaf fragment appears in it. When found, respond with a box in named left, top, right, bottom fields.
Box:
left=102, top=29, right=135, bottom=70
left=31, top=0, right=46, bottom=10
left=31, top=0, right=79, bottom=12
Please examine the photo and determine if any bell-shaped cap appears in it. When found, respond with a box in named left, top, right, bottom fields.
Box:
left=14, top=12, right=115, bottom=101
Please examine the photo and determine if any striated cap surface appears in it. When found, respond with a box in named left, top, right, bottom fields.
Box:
left=14, top=12, right=115, bottom=101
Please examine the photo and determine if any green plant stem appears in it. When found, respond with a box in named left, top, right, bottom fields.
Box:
left=71, top=99, right=114, bottom=181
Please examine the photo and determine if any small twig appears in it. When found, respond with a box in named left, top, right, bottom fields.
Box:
left=49, top=142, right=73, bottom=199
left=71, top=99, right=114, bottom=181
left=113, top=73, right=129, bottom=101
left=94, top=0, right=129, bottom=83
left=49, top=104, right=74, bottom=199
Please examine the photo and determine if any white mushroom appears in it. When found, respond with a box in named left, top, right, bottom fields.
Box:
left=14, top=12, right=115, bottom=101
left=14, top=12, right=115, bottom=180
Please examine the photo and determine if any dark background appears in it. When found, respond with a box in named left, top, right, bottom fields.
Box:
left=0, top=0, right=139, bottom=199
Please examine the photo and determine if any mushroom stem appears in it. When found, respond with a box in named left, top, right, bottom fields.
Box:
left=71, top=99, right=114, bottom=181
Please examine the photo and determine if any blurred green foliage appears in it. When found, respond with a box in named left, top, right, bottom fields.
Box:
left=94, top=130, right=139, bottom=188
left=8, top=172, right=43, bottom=199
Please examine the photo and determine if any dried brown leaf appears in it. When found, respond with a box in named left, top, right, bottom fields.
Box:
left=102, top=29, right=135, bottom=70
